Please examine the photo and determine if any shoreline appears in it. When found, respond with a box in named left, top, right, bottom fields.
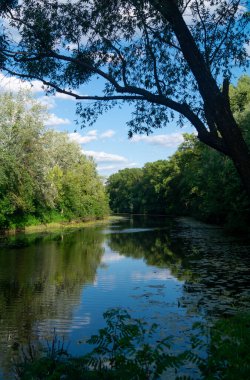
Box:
left=0, top=216, right=124, bottom=237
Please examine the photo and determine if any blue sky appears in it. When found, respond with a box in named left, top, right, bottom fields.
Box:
left=0, top=72, right=190, bottom=177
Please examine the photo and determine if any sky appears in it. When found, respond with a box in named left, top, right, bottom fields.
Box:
left=0, top=72, right=190, bottom=178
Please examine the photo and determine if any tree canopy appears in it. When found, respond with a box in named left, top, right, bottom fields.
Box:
left=1, top=0, right=250, bottom=196
left=107, top=75, right=250, bottom=229
left=0, top=91, right=109, bottom=228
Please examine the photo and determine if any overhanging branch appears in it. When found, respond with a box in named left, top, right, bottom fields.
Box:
left=5, top=52, right=229, bottom=155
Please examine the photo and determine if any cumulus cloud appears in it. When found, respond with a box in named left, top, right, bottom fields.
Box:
left=68, top=131, right=97, bottom=144
left=38, top=95, right=56, bottom=109
left=84, top=150, right=128, bottom=163
left=0, top=73, right=44, bottom=93
left=0, top=73, right=80, bottom=101
left=68, top=129, right=115, bottom=145
left=131, top=133, right=184, bottom=147
left=100, top=129, right=116, bottom=138
left=45, top=114, right=71, bottom=126
left=87, top=130, right=98, bottom=136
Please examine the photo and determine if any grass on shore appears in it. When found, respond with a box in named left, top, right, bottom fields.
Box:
left=2, top=216, right=124, bottom=236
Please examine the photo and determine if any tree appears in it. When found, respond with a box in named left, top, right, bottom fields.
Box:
left=107, top=168, right=143, bottom=213
left=0, top=91, right=109, bottom=228
left=0, top=1, right=17, bottom=69
left=1, top=0, right=250, bottom=196
left=107, top=73, right=250, bottom=225
left=0, top=91, right=49, bottom=226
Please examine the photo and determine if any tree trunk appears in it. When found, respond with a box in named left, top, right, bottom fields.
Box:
left=151, top=0, right=250, bottom=199
left=213, top=101, right=250, bottom=198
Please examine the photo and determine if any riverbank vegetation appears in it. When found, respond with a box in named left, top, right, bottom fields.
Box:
left=0, top=92, right=109, bottom=230
left=107, top=76, right=250, bottom=230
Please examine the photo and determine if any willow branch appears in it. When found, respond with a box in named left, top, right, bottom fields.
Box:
left=103, top=38, right=129, bottom=87
left=194, top=0, right=209, bottom=65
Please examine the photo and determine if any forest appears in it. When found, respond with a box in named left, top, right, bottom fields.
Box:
left=0, top=92, right=109, bottom=229
left=107, top=76, right=250, bottom=230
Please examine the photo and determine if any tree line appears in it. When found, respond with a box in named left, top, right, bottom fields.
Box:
left=107, top=76, right=250, bottom=229
left=0, top=92, right=109, bottom=229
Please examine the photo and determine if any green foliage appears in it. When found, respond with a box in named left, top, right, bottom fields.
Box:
left=15, top=308, right=185, bottom=380
left=0, top=92, right=109, bottom=229
left=190, top=314, right=250, bottom=380
left=85, top=308, right=185, bottom=379
left=107, top=132, right=249, bottom=228
left=2, top=0, right=248, bottom=135
left=14, top=308, right=250, bottom=380
left=107, top=168, right=144, bottom=213
left=107, top=76, right=250, bottom=229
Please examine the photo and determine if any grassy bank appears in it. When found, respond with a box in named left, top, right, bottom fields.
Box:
left=1, top=216, right=124, bottom=236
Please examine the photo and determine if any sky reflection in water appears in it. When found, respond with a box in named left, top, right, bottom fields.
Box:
left=0, top=216, right=250, bottom=379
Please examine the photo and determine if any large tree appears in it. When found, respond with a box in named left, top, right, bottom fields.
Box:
left=1, top=0, right=250, bottom=196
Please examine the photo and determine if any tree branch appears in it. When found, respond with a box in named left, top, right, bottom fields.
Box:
left=103, top=38, right=129, bottom=87
left=7, top=44, right=229, bottom=156
left=222, top=77, right=230, bottom=108
left=209, top=1, right=240, bottom=65
left=142, top=23, right=162, bottom=95
left=194, top=0, right=209, bottom=65
left=3, top=68, right=144, bottom=101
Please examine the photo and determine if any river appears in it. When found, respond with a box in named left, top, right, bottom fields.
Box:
left=0, top=216, right=250, bottom=379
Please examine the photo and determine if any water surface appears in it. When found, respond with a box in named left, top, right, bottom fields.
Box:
left=0, top=216, right=250, bottom=378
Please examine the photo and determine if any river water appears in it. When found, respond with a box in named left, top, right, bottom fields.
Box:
left=0, top=216, right=250, bottom=379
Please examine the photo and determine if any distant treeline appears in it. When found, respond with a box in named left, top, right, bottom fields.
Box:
left=0, top=92, right=109, bottom=229
left=107, top=76, right=250, bottom=229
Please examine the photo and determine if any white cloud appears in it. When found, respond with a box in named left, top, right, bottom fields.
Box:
left=245, top=42, right=250, bottom=56
left=68, top=131, right=97, bottom=144
left=97, top=165, right=119, bottom=171
left=131, top=270, right=176, bottom=282
left=100, top=129, right=116, bottom=138
left=131, top=133, right=184, bottom=147
left=0, top=73, right=44, bottom=93
left=84, top=150, right=128, bottom=163
left=97, top=162, right=138, bottom=173
left=38, top=95, right=56, bottom=109
left=0, top=73, right=80, bottom=101
left=101, top=253, right=125, bottom=263
left=45, top=114, right=71, bottom=126
left=68, top=129, right=115, bottom=145
left=87, top=130, right=98, bottom=136
left=54, top=92, right=78, bottom=100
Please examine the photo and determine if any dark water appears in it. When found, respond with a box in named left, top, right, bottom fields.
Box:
left=0, top=216, right=250, bottom=379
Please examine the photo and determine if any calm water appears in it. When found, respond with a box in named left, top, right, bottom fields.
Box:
left=0, top=216, right=250, bottom=378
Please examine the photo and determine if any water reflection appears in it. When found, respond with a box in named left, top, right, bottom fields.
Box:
left=107, top=216, right=250, bottom=316
left=0, top=217, right=249, bottom=379
left=0, top=228, right=105, bottom=377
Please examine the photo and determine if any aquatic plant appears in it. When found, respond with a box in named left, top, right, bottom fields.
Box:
left=14, top=309, right=250, bottom=380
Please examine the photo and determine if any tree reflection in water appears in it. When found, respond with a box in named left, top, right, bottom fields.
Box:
left=0, top=227, right=105, bottom=377
left=0, top=216, right=250, bottom=379
left=107, top=216, right=250, bottom=316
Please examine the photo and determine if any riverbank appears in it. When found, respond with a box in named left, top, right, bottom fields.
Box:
left=0, top=216, right=123, bottom=237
